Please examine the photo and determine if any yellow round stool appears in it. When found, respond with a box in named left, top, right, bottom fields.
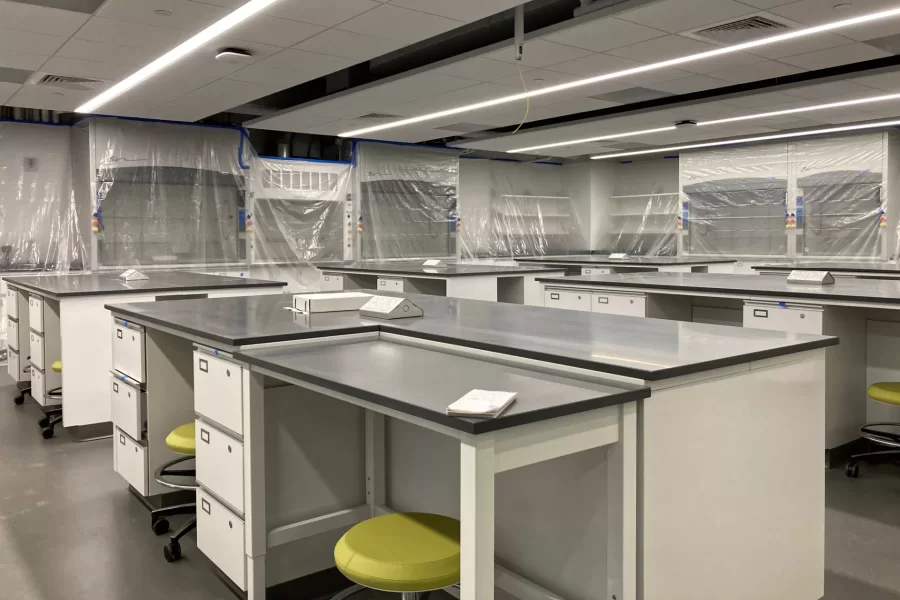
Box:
left=152, top=422, right=198, bottom=562
left=333, top=512, right=460, bottom=599
left=846, top=382, right=900, bottom=478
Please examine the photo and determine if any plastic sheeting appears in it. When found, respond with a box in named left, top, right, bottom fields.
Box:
left=607, top=192, right=679, bottom=256
left=355, top=141, right=459, bottom=261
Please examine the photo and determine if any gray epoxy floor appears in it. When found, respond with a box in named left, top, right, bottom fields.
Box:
left=1, top=379, right=898, bottom=600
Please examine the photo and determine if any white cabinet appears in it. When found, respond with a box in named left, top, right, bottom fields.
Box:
left=112, top=319, right=146, bottom=383
left=29, top=331, right=44, bottom=370
left=8, top=349, right=24, bottom=382
left=544, top=289, right=591, bottom=312
left=320, top=273, right=344, bottom=291
left=197, top=489, right=246, bottom=591
left=194, top=351, right=244, bottom=436
left=7, top=318, right=18, bottom=351
left=581, top=267, right=611, bottom=276
left=378, top=277, right=404, bottom=292
left=7, top=288, right=18, bottom=319
left=591, top=292, right=647, bottom=317
left=28, top=295, right=44, bottom=333
left=114, top=428, right=148, bottom=495
left=110, top=373, right=146, bottom=441
left=742, top=302, right=824, bottom=335
left=196, top=420, right=245, bottom=514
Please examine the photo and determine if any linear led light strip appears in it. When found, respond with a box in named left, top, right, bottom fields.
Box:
left=510, top=92, right=900, bottom=153
left=76, top=0, right=283, bottom=113
left=338, top=6, right=900, bottom=138
left=589, top=119, right=900, bottom=159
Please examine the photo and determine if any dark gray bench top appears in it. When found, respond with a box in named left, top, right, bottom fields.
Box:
left=7, top=272, right=285, bottom=298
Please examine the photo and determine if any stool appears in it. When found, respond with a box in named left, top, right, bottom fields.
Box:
left=150, top=423, right=197, bottom=562
left=39, top=360, right=63, bottom=439
left=332, top=512, right=460, bottom=600
left=846, top=382, right=900, bottom=478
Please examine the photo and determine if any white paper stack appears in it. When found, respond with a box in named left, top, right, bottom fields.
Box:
left=447, top=389, right=517, bottom=419
left=293, top=292, right=372, bottom=313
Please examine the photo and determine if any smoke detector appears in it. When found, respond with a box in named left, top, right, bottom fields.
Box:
left=675, top=120, right=698, bottom=128
left=215, top=48, right=254, bottom=63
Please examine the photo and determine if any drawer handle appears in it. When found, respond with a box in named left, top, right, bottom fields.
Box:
left=117, top=329, right=123, bottom=339
left=226, top=369, right=231, bottom=378
left=800, top=313, right=805, bottom=319
left=597, top=296, right=609, bottom=304
left=201, top=498, right=211, bottom=514
left=113, top=382, right=119, bottom=393
left=550, top=293, right=559, bottom=300
left=120, top=434, right=125, bottom=445
left=134, top=446, right=138, bottom=453
left=227, top=445, right=232, bottom=453
left=577, top=295, right=582, bottom=300
left=200, top=429, right=210, bottom=444
left=584, top=269, right=591, bottom=274
left=629, top=299, right=634, bottom=304
left=229, top=521, right=233, bottom=529
left=199, top=358, right=208, bottom=373
left=324, top=276, right=330, bottom=281
left=753, top=309, right=768, bottom=318
left=380, top=281, right=386, bottom=286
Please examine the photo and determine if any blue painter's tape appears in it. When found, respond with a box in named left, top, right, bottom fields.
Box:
left=124, top=321, right=129, bottom=327
left=778, top=302, right=786, bottom=307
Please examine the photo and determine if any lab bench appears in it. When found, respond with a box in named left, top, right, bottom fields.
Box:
left=107, top=293, right=833, bottom=600
left=753, top=260, right=900, bottom=279
left=515, top=254, right=738, bottom=276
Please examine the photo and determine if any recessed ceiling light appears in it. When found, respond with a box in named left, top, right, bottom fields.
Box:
left=507, top=92, right=900, bottom=153
left=216, top=47, right=253, bottom=62
left=77, top=0, right=284, bottom=113
left=154, top=9, right=173, bottom=16
left=338, top=5, right=900, bottom=138
left=590, top=119, right=900, bottom=160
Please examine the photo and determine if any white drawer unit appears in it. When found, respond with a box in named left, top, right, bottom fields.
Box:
left=28, top=294, right=43, bottom=333
left=320, top=273, right=344, bottom=291
left=114, top=428, right=148, bottom=496
left=8, top=349, right=28, bottom=382
left=194, top=351, right=244, bottom=436
left=196, top=420, right=245, bottom=514
left=7, top=288, right=18, bottom=319
left=7, top=317, right=18, bottom=351
left=29, top=331, right=44, bottom=370
left=591, top=292, right=647, bottom=318
left=742, top=302, right=824, bottom=335
left=31, top=366, right=44, bottom=405
left=581, top=267, right=611, bottom=276
left=377, top=277, right=404, bottom=292
left=110, top=373, right=146, bottom=441
left=112, top=319, right=146, bottom=383
left=544, top=289, right=591, bottom=312
left=197, top=489, right=246, bottom=591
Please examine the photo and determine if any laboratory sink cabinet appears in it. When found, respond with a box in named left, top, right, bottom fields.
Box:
left=27, top=294, right=62, bottom=407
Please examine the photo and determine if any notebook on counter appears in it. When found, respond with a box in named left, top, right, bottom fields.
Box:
left=447, top=389, right=517, bottom=419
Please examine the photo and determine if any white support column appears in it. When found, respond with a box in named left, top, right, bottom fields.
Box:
left=247, top=554, right=266, bottom=600
left=460, top=437, right=495, bottom=600
left=607, top=401, right=638, bottom=600
left=365, top=410, right=385, bottom=517
left=244, top=369, right=267, bottom=599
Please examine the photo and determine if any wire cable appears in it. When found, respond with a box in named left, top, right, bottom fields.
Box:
left=510, top=63, right=530, bottom=135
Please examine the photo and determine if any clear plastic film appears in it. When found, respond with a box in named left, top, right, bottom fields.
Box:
left=355, top=141, right=459, bottom=261
left=76, top=117, right=250, bottom=270
left=458, top=159, right=588, bottom=259
left=606, top=159, right=679, bottom=256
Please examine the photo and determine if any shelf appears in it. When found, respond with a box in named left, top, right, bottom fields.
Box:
left=691, top=215, right=784, bottom=220
left=610, top=212, right=675, bottom=217
left=610, top=193, right=679, bottom=199
left=499, top=195, right=569, bottom=199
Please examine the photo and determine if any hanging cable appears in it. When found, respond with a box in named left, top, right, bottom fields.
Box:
left=510, top=63, right=530, bottom=135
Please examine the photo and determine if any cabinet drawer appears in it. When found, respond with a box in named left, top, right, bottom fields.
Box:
left=7, top=318, right=18, bottom=351
left=112, top=319, right=146, bottom=383
left=7, top=288, right=18, bottom=319
left=110, top=374, right=146, bottom=441
left=197, top=489, right=246, bottom=591
left=592, top=292, right=647, bottom=318
left=544, top=289, right=591, bottom=312
left=377, top=277, right=404, bottom=292
left=581, top=267, right=611, bottom=276
left=29, top=331, right=44, bottom=370
left=320, top=273, right=344, bottom=291
left=28, top=295, right=43, bottom=333
left=742, top=303, right=824, bottom=335
left=31, top=366, right=44, bottom=405
left=7, top=349, right=20, bottom=382
left=114, top=428, right=148, bottom=496
left=196, top=420, right=245, bottom=514
left=194, top=352, right=244, bottom=436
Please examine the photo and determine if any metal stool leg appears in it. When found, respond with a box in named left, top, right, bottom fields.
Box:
left=331, top=584, right=365, bottom=599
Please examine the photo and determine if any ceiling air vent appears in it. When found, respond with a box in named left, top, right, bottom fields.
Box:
left=690, top=15, right=793, bottom=44
left=33, top=74, right=106, bottom=91
left=356, top=112, right=401, bottom=119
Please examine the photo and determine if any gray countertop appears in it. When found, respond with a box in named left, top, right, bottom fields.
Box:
left=107, top=292, right=835, bottom=381
left=317, top=262, right=563, bottom=277
left=517, top=255, right=737, bottom=266
left=6, top=272, right=286, bottom=298
left=236, top=338, right=649, bottom=434
left=538, top=272, right=900, bottom=305
left=752, top=261, right=900, bottom=274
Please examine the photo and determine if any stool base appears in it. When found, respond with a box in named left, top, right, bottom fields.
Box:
left=332, top=585, right=433, bottom=599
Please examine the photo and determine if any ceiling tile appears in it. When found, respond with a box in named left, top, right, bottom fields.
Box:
left=101, top=61, right=233, bottom=114
left=781, top=80, right=875, bottom=99
left=150, top=78, right=285, bottom=121
left=547, top=53, right=642, bottom=77
left=606, top=35, right=718, bottom=63
left=76, top=17, right=191, bottom=51
left=492, top=68, right=583, bottom=89
left=293, top=28, right=405, bottom=60
left=541, top=17, right=667, bottom=53
left=647, top=74, right=732, bottom=94
left=252, top=48, right=355, bottom=74
left=0, top=49, right=49, bottom=71
left=743, top=32, right=855, bottom=60
left=55, top=38, right=158, bottom=67
left=0, top=81, right=20, bottom=104
left=617, top=0, right=755, bottom=34
left=388, top=0, right=522, bottom=21
left=484, top=39, right=594, bottom=68
left=0, top=1, right=90, bottom=37
left=336, top=4, right=463, bottom=43
left=432, top=57, right=533, bottom=82
left=8, top=84, right=91, bottom=111
left=0, top=28, right=66, bottom=56
left=720, top=90, right=805, bottom=107
left=706, top=59, right=805, bottom=82
left=736, top=0, right=796, bottom=7
left=225, top=63, right=320, bottom=85
left=777, top=42, right=891, bottom=69
left=97, top=0, right=227, bottom=32
left=40, top=56, right=134, bottom=80
left=232, top=14, right=325, bottom=47
left=199, top=37, right=284, bottom=62
left=192, top=0, right=382, bottom=28
left=851, top=70, right=900, bottom=91
left=675, top=50, right=768, bottom=74
left=769, top=0, right=899, bottom=28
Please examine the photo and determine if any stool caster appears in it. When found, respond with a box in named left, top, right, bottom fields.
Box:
left=164, top=539, right=182, bottom=562
left=845, top=462, right=860, bottom=478
left=13, top=394, right=25, bottom=405
left=38, top=416, right=50, bottom=428
left=152, top=517, right=170, bottom=536
left=41, top=427, right=55, bottom=440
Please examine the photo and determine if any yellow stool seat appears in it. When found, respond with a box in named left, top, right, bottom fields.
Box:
left=52, top=361, right=62, bottom=373
left=868, top=382, right=900, bottom=406
left=334, top=513, right=460, bottom=593
left=166, top=423, right=196, bottom=455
